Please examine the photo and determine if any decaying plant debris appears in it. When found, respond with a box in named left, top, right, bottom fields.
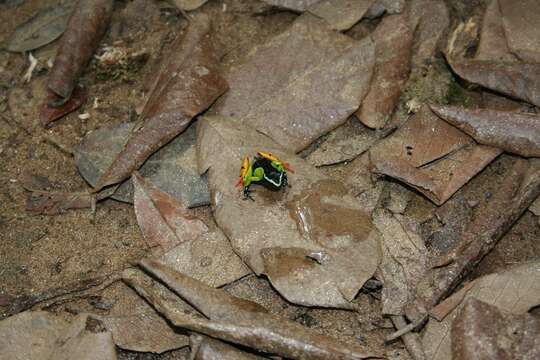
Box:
left=2, top=0, right=540, bottom=359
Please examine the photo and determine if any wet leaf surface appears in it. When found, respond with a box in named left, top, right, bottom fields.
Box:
left=197, top=116, right=381, bottom=308
left=452, top=298, right=540, bottom=360
left=422, top=260, right=540, bottom=360
left=355, top=12, right=412, bottom=129
left=306, top=0, right=374, bottom=31
left=368, top=105, right=501, bottom=205
left=97, top=281, right=189, bottom=353
left=212, top=15, right=375, bottom=152
left=75, top=122, right=210, bottom=208
left=94, top=15, right=227, bottom=191
left=133, top=173, right=250, bottom=286
left=430, top=105, right=540, bottom=158
left=448, top=57, right=540, bottom=108
left=0, top=311, right=116, bottom=360
left=499, top=0, right=540, bottom=63
left=372, top=209, right=428, bottom=315
left=475, top=0, right=518, bottom=62
left=125, top=259, right=378, bottom=359
left=5, top=1, right=74, bottom=52
left=47, top=0, right=113, bottom=100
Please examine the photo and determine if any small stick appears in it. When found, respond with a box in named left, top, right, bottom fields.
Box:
left=389, top=315, right=426, bottom=360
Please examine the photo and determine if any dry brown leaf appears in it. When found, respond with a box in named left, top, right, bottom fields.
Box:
left=172, top=0, right=208, bottom=11
left=212, top=15, right=375, bottom=152
left=307, top=0, right=374, bottom=31
left=448, top=57, right=540, bottom=108
left=475, top=0, right=518, bottom=62
left=422, top=260, right=540, bottom=360
left=0, top=312, right=116, bottom=360
left=133, top=173, right=250, bottom=287
left=373, top=209, right=428, bottom=315
left=192, top=335, right=264, bottom=360
left=368, top=105, right=501, bottom=205
left=261, top=0, right=320, bottom=12
left=499, top=0, right=540, bottom=63
left=93, top=15, right=228, bottom=191
left=364, top=0, right=405, bottom=18
left=430, top=105, right=540, bottom=158
left=355, top=12, right=412, bottom=129
left=197, top=116, right=381, bottom=308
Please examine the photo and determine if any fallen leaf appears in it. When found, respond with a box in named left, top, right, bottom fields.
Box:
left=422, top=260, right=540, bottom=360
left=133, top=172, right=250, bottom=287
left=5, top=1, right=75, bottom=52
left=368, top=105, right=501, bottom=205
left=212, top=15, right=375, bottom=152
left=261, top=0, right=320, bottom=12
left=305, top=116, right=379, bottom=167
left=430, top=105, right=540, bottom=158
left=372, top=209, right=428, bottom=315
left=39, top=86, right=85, bottom=127
left=127, top=259, right=377, bottom=359
left=409, top=0, right=450, bottom=69
left=47, top=0, right=114, bottom=101
left=94, top=15, right=227, bottom=191
left=355, top=12, right=412, bottom=129
left=447, top=57, right=540, bottom=108
left=192, top=335, right=264, bottom=360
left=25, top=190, right=110, bottom=216
left=171, top=0, right=208, bottom=11
left=475, top=0, right=518, bottom=62
left=452, top=298, right=540, bottom=360
left=75, top=122, right=210, bottom=208
left=499, top=0, right=540, bottom=63
left=0, top=311, right=116, bottom=360
left=98, top=278, right=190, bottom=353
left=197, top=116, right=381, bottom=308
left=307, top=0, right=375, bottom=31
left=364, top=0, right=405, bottom=19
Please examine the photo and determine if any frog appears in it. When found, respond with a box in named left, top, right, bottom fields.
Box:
left=236, top=151, right=293, bottom=200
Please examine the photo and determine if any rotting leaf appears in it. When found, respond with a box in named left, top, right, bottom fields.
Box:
left=306, top=0, right=375, bottom=31
left=421, top=260, right=540, bottom=360
left=475, top=0, right=518, bottom=62
left=75, top=123, right=210, bottom=208
left=133, top=173, right=250, bottom=287
left=97, top=277, right=190, bottom=353
left=367, top=105, right=501, bottom=205
left=0, top=311, right=116, bottom=360
left=355, top=12, right=412, bottom=129
left=126, top=259, right=378, bottom=359
left=430, top=105, right=540, bottom=158
left=452, top=299, right=540, bottom=360
left=197, top=116, right=381, bottom=308
left=499, top=0, right=540, bottom=63
left=447, top=56, right=540, bottom=108
left=47, top=0, right=114, bottom=101
left=93, top=15, right=228, bottom=191
left=372, top=209, right=428, bottom=315
left=305, top=116, right=379, bottom=167
left=212, top=15, right=375, bottom=152
left=5, top=1, right=75, bottom=52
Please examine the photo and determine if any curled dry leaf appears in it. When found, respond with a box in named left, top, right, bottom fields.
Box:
left=452, top=299, right=540, bottom=360
left=75, top=123, right=210, bottom=208
left=197, top=116, right=381, bottom=308
left=213, top=15, right=375, bottom=152
left=355, top=12, right=412, bottom=129
left=430, top=105, right=540, bottom=158
left=127, top=259, right=377, bottom=359
left=421, top=260, right=540, bottom=360
left=6, top=1, right=75, bottom=52
left=306, top=0, right=375, bottom=31
left=499, top=0, right=540, bottom=63
left=0, top=312, right=116, bottom=360
left=447, top=57, right=540, bottom=108
left=48, top=0, right=114, bottom=101
left=372, top=209, right=428, bottom=315
left=93, top=15, right=227, bottom=191
left=475, top=0, right=517, bottom=62
left=132, top=173, right=250, bottom=287
left=368, top=105, right=501, bottom=205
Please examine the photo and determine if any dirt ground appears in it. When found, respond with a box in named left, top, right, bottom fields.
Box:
left=1, top=0, right=539, bottom=359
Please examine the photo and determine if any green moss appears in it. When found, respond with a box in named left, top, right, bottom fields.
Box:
left=446, top=78, right=472, bottom=107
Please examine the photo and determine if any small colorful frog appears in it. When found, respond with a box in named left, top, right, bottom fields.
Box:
left=236, top=151, right=293, bottom=200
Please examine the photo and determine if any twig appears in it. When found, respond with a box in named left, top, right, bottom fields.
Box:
left=390, top=315, right=426, bottom=360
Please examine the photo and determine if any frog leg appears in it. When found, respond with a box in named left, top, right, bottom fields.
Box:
left=243, top=167, right=264, bottom=201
